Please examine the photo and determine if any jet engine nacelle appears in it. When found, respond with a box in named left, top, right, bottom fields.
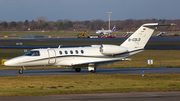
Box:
left=100, top=44, right=127, bottom=55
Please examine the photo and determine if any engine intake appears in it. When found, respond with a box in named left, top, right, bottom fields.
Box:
left=100, top=44, right=127, bottom=55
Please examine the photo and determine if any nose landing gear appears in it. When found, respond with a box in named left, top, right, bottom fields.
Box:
left=19, top=66, right=26, bottom=74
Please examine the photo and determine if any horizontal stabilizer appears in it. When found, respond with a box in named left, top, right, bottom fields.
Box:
left=143, top=23, right=176, bottom=27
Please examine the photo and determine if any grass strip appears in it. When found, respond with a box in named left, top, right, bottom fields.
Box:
left=0, top=74, right=180, bottom=97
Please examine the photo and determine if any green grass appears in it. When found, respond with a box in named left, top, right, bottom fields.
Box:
left=113, top=50, right=180, bottom=68
left=0, top=74, right=180, bottom=97
left=0, top=31, right=82, bottom=36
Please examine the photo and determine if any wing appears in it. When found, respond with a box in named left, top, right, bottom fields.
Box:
left=55, top=58, right=128, bottom=67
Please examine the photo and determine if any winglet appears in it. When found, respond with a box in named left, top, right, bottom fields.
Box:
left=143, top=23, right=176, bottom=27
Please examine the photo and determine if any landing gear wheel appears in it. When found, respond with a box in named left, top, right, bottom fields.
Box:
left=75, top=68, right=81, bottom=72
left=19, top=66, right=25, bottom=74
left=100, top=33, right=104, bottom=37
left=91, top=68, right=96, bottom=73
left=19, top=69, right=23, bottom=74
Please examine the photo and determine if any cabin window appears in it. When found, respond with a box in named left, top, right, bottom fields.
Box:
left=65, top=51, right=68, bottom=54
left=24, top=51, right=40, bottom=56
left=81, top=50, right=84, bottom=54
left=70, top=50, right=73, bottom=54
left=59, top=51, right=62, bottom=55
left=75, top=50, right=78, bottom=54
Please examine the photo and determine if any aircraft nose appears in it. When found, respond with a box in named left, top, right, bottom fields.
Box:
left=4, top=60, right=11, bottom=66
left=4, top=60, right=15, bottom=66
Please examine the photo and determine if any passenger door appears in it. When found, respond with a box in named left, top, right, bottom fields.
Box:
left=48, top=49, right=56, bottom=64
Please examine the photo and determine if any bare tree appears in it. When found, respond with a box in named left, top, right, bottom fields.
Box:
left=37, top=16, right=48, bottom=30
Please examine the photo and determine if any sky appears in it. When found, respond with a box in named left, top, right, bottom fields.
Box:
left=0, top=0, right=180, bottom=22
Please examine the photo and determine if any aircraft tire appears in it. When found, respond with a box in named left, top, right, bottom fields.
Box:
left=100, top=33, right=104, bottom=37
left=19, top=69, right=23, bottom=74
left=91, top=68, right=96, bottom=73
left=75, top=68, right=81, bottom=72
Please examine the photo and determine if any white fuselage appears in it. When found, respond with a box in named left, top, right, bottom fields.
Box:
left=4, top=45, right=142, bottom=67
left=96, top=30, right=112, bottom=35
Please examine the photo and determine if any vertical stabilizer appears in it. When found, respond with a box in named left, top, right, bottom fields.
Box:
left=111, top=25, right=116, bottom=32
left=120, top=23, right=175, bottom=49
left=120, top=23, right=158, bottom=49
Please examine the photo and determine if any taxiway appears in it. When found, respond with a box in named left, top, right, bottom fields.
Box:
left=0, top=67, right=180, bottom=77
left=1, top=91, right=180, bottom=101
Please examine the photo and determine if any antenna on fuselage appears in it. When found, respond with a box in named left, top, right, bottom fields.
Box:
left=58, top=45, right=61, bottom=48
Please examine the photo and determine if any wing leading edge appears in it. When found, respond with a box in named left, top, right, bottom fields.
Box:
left=56, top=58, right=124, bottom=67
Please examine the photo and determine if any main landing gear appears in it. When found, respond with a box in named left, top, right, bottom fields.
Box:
left=75, top=68, right=81, bottom=72
left=75, top=67, right=96, bottom=73
left=88, top=63, right=96, bottom=73
left=74, top=64, right=97, bottom=73
left=19, top=66, right=26, bottom=74
left=90, top=68, right=96, bottom=73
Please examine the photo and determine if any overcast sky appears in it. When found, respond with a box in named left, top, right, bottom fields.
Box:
left=0, top=0, right=180, bottom=22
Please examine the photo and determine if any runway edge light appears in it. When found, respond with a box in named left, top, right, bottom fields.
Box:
left=142, top=71, right=144, bottom=77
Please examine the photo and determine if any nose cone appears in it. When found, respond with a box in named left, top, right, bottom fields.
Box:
left=4, top=60, right=14, bottom=66
left=4, top=56, right=22, bottom=67
left=5, top=56, right=28, bottom=67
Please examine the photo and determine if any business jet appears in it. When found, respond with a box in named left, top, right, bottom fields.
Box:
left=4, top=23, right=175, bottom=74
left=96, top=25, right=116, bottom=35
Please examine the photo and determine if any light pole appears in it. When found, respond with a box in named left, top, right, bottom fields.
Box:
left=107, top=12, right=112, bottom=30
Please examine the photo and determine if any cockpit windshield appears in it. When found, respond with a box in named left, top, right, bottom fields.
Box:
left=24, top=51, right=40, bottom=56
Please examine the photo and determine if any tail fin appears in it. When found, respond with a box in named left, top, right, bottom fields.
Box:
left=111, top=25, right=116, bottom=32
left=120, top=23, right=175, bottom=49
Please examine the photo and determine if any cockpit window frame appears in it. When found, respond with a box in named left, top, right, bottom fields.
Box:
left=24, top=51, right=40, bottom=56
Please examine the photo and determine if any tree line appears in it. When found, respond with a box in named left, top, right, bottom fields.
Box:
left=0, top=17, right=180, bottom=32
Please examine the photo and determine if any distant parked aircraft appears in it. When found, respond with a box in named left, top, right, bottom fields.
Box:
left=96, top=25, right=116, bottom=35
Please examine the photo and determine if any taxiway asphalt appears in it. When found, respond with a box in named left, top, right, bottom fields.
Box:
left=1, top=91, right=180, bottom=101
left=0, top=67, right=180, bottom=77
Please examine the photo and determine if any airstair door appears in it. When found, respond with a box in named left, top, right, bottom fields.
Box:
left=48, top=49, right=56, bottom=64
